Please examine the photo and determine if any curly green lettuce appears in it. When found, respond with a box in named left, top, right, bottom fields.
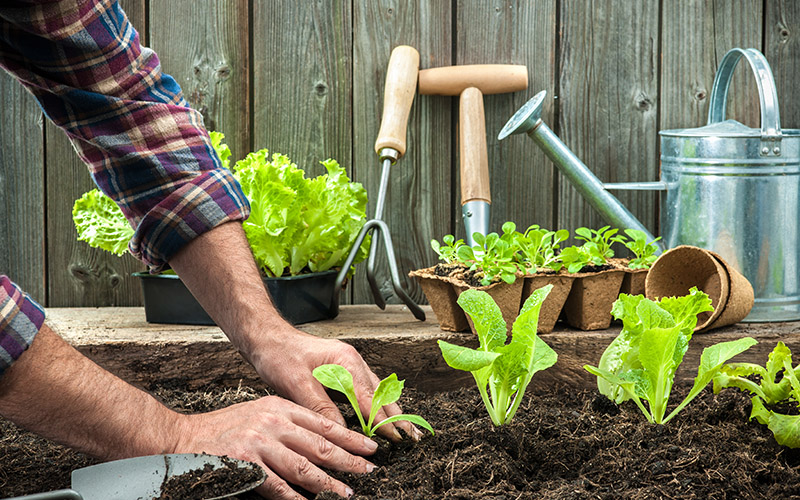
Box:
left=232, top=149, right=370, bottom=277
left=72, top=189, right=134, bottom=256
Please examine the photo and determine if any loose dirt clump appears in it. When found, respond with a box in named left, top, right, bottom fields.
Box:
left=155, top=456, right=263, bottom=499
left=2, top=382, right=800, bottom=499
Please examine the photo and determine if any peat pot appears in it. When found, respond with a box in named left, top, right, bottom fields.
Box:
left=134, top=269, right=340, bottom=326
left=500, top=47, right=800, bottom=322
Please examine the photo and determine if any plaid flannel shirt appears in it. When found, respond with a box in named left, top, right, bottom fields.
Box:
left=0, top=0, right=250, bottom=376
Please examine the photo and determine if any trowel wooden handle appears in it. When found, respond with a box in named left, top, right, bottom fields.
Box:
left=419, top=64, right=528, bottom=96
left=374, top=45, right=420, bottom=158
left=459, top=87, right=491, bottom=205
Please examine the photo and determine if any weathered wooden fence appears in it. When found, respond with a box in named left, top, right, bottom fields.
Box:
left=2, top=0, right=799, bottom=308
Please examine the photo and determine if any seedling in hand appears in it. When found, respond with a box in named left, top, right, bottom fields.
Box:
left=312, top=364, right=434, bottom=437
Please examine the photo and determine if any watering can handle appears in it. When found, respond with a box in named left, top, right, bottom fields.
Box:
left=707, top=47, right=782, bottom=156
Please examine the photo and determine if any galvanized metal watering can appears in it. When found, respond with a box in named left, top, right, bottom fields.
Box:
left=499, top=48, right=800, bottom=322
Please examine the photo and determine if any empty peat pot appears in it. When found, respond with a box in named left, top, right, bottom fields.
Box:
left=134, top=270, right=340, bottom=326
left=644, top=245, right=754, bottom=331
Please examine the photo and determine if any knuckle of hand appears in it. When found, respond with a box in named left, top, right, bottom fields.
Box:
left=294, top=457, right=316, bottom=479
left=264, top=477, right=294, bottom=498
left=315, top=436, right=336, bottom=461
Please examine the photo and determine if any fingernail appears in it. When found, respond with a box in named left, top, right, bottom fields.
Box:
left=365, top=462, right=376, bottom=473
left=364, top=437, right=378, bottom=452
left=346, top=487, right=354, bottom=497
left=392, top=427, right=403, bottom=441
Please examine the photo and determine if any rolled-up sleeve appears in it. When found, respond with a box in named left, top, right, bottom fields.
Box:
left=0, top=0, right=250, bottom=271
left=0, top=276, right=45, bottom=378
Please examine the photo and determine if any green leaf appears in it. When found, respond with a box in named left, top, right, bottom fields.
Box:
left=456, top=290, right=508, bottom=352
left=638, top=326, right=683, bottom=423
left=372, top=414, right=435, bottom=436
left=72, top=189, right=134, bottom=256
left=767, top=412, right=800, bottom=448
left=438, top=340, right=501, bottom=372
left=368, top=373, right=404, bottom=429
left=312, top=364, right=366, bottom=430
left=665, top=337, right=757, bottom=423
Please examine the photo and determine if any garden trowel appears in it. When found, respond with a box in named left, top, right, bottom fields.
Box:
left=332, top=45, right=426, bottom=321
left=3, top=453, right=265, bottom=500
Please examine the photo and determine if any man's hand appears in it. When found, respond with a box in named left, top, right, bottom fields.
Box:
left=174, top=395, right=377, bottom=499
left=248, top=328, right=425, bottom=442
left=169, top=222, right=423, bottom=442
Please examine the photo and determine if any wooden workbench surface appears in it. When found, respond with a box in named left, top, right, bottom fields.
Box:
left=47, top=305, right=800, bottom=393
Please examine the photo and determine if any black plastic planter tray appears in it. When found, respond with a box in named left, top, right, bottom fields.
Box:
left=133, top=270, right=340, bottom=326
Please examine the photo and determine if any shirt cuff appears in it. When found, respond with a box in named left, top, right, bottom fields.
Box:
left=128, top=168, right=251, bottom=272
left=0, top=276, right=45, bottom=378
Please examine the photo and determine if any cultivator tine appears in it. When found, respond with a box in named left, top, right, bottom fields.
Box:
left=331, top=220, right=425, bottom=320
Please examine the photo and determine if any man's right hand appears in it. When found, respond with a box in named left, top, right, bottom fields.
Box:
left=173, top=394, right=378, bottom=499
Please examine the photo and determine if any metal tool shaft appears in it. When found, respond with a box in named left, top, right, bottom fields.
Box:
left=529, top=120, right=662, bottom=248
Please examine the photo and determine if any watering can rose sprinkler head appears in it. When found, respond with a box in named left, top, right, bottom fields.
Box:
left=498, top=90, right=663, bottom=252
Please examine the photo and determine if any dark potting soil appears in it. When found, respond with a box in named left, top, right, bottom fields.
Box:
left=577, top=263, right=614, bottom=273
left=3, top=382, right=800, bottom=499
left=433, top=263, right=487, bottom=288
left=155, top=456, right=263, bottom=499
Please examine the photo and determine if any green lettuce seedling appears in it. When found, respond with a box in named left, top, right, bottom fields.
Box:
left=431, top=234, right=465, bottom=264
left=585, top=289, right=756, bottom=424
left=312, top=364, right=434, bottom=437
left=713, top=341, right=800, bottom=447
left=623, top=229, right=661, bottom=269
left=516, top=225, right=569, bottom=273
left=457, top=222, right=525, bottom=286
left=575, top=225, right=625, bottom=264
left=438, top=285, right=558, bottom=426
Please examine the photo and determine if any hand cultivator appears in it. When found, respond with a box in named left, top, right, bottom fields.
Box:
left=332, top=45, right=426, bottom=321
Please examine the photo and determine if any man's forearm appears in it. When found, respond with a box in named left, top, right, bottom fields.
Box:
left=167, top=221, right=296, bottom=365
left=0, top=325, right=184, bottom=460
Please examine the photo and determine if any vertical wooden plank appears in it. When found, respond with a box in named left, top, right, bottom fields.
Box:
left=661, top=0, right=762, bottom=135
left=253, top=0, right=352, bottom=176
left=44, top=0, right=147, bottom=307
left=0, top=73, right=45, bottom=304
left=351, top=1, right=454, bottom=306
left=455, top=0, right=557, bottom=235
left=765, top=0, right=800, bottom=128
left=149, top=0, right=250, bottom=163
left=557, top=0, right=660, bottom=240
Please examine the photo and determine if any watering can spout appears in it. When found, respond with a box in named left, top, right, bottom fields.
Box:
left=499, top=90, right=665, bottom=252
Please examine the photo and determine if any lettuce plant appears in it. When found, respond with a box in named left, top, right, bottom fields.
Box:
left=558, top=245, right=593, bottom=273
left=72, top=189, right=134, bottom=256
left=312, top=364, right=434, bottom=437
left=585, top=289, right=756, bottom=424
left=232, top=148, right=370, bottom=277
left=438, top=285, right=558, bottom=426
left=623, top=229, right=661, bottom=269
left=515, top=225, right=569, bottom=273
left=431, top=234, right=465, bottom=264
left=456, top=222, right=524, bottom=286
left=713, top=341, right=800, bottom=447
left=574, top=225, right=625, bottom=265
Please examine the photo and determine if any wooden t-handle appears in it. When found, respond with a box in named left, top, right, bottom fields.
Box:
left=374, top=45, right=420, bottom=158
left=419, top=64, right=528, bottom=96
left=459, top=87, right=490, bottom=205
